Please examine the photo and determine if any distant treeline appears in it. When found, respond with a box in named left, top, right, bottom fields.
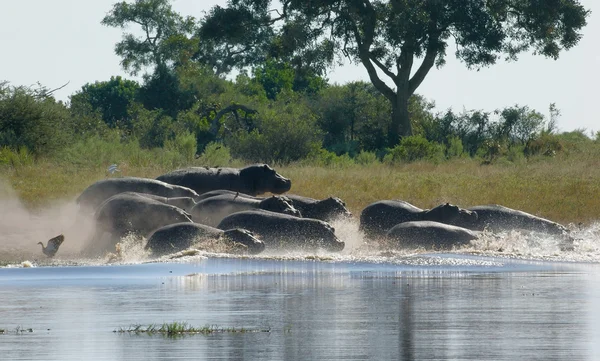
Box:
left=0, top=72, right=598, bottom=169
left=0, top=0, right=595, bottom=168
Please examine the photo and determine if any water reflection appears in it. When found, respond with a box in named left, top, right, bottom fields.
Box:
left=0, top=258, right=598, bottom=360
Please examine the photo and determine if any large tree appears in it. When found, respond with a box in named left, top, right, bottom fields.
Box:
left=201, top=0, right=590, bottom=145
left=102, top=0, right=197, bottom=76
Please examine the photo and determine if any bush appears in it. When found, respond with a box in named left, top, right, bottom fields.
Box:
left=227, top=93, right=323, bottom=163
left=195, top=142, right=232, bottom=167
left=302, top=147, right=355, bottom=168
left=0, top=83, right=73, bottom=156
left=384, top=135, right=445, bottom=164
left=355, top=150, right=379, bottom=165
left=446, top=136, right=465, bottom=159
left=164, top=131, right=197, bottom=163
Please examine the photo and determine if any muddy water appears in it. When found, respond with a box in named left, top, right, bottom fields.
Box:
left=1, top=256, right=600, bottom=361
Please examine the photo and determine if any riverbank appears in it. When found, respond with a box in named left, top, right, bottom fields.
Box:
left=2, top=154, right=599, bottom=225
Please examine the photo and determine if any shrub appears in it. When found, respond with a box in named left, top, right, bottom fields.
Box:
left=195, top=142, right=232, bottom=167
left=227, top=93, right=323, bottom=163
left=303, top=147, right=355, bottom=168
left=384, top=135, right=445, bottom=164
left=164, top=131, right=197, bottom=163
left=355, top=150, right=379, bottom=165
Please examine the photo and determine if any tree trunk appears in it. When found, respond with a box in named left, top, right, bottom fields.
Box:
left=388, top=90, right=412, bottom=146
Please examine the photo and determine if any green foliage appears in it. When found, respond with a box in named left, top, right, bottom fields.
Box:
left=446, top=136, right=465, bottom=159
left=312, top=82, right=391, bottom=153
left=201, top=0, right=589, bottom=141
left=164, top=131, right=196, bottom=163
left=0, top=83, right=73, bottom=156
left=384, top=135, right=445, bottom=164
left=102, top=0, right=197, bottom=75
left=0, top=146, right=34, bottom=167
left=303, top=147, right=355, bottom=168
left=70, top=76, right=140, bottom=129
left=138, top=65, right=196, bottom=116
left=195, top=142, right=232, bottom=167
left=227, top=93, right=322, bottom=163
left=354, top=150, right=379, bottom=165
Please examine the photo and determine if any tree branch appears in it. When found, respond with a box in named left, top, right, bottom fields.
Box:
left=209, top=104, right=258, bottom=135
left=369, top=53, right=397, bottom=81
left=408, top=41, right=437, bottom=95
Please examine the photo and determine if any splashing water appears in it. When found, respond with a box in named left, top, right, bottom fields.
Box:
left=2, top=179, right=600, bottom=267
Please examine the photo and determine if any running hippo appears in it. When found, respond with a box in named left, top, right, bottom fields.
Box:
left=217, top=210, right=345, bottom=252
left=191, top=194, right=300, bottom=227
left=88, top=193, right=193, bottom=255
left=459, top=204, right=572, bottom=242
left=77, top=177, right=200, bottom=213
left=100, top=191, right=197, bottom=212
left=156, top=164, right=291, bottom=196
left=386, top=221, right=480, bottom=250
left=193, top=190, right=352, bottom=222
left=360, top=200, right=478, bottom=238
left=145, top=223, right=265, bottom=256
left=284, top=194, right=352, bottom=221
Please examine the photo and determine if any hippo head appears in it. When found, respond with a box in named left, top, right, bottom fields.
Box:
left=259, top=196, right=302, bottom=217
left=222, top=228, right=266, bottom=255
left=304, top=219, right=345, bottom=252
left=241, top=164, right=292, bottom=195
left=423, top=203, right=477, bottom=225
left=315, top=197, right=352, bottom=220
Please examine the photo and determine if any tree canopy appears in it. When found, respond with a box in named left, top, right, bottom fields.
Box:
left=201, top=0, right=590, bottom=144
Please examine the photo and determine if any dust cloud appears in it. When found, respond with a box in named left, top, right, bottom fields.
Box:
left=0, top=181, right=95, bottom=264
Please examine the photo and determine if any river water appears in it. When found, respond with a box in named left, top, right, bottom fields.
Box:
left=2, top=251, right=600, bottom=360
left=2, top=197, right=600, bottom=360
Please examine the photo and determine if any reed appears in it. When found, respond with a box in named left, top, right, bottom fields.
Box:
left=115, top=322, right=266, bottom=336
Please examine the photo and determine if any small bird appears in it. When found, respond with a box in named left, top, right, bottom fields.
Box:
left=38, top=234, right=65, bottom=258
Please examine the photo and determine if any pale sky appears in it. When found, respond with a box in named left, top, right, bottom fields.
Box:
left=1, top=0, right=598, bottom=133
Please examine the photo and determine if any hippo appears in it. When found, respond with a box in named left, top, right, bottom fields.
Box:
left=217, top=210, right=345, bottom=252
left=76, top=177, right=200, bottom=213
left=191, top=194, right=301, bottom=227
left=359, top=200, right=478, bottom=238
left=156, top=164, right=291, bottom=196
left=96, top=191, right=197, bottom=212
left=144, top=223, right=265, bottom=256
left=195, top=189, right=256, bottom=201
left=284, top=194, right=352, bottom=221
left=458, top=205, right=572, bottom=247
left=193, top=190, right=352, bottom=222
left=386, top=221, right=480, bottom=250
left=88, top=193, right=193, bottom=255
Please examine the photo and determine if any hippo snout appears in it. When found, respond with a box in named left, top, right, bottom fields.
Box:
left=271, top=176, right=292, bottom=194
left=327, top=239, right=346, bottom=252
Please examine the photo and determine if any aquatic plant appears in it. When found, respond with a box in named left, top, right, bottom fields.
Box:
left=114, top=322, right=269, bottom=336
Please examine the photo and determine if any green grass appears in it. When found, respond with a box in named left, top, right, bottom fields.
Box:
left=2, top=142, right=600, bottom=226
left=115, top=322, right=268, bottom=336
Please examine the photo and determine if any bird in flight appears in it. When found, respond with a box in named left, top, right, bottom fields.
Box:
left=38, top=234, right=65, bottom=258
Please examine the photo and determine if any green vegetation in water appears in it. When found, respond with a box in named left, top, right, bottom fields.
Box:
left=114, top=322, right=269, bottom=336
left=0, top=326, right=34, bottom=334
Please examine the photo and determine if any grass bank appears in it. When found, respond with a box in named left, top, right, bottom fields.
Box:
left=2, top=152, right=599, bottom=225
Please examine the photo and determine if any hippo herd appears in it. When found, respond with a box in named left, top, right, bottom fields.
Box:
left=66, top=163, right=574, bottom=259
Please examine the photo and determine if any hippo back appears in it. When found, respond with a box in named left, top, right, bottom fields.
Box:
left=95, top=193, right=192, bottom=237
left=156, top=164, right=291, bottom=196
left=386, top=221, right=479, bottom=250
left=145, top=222, right=264, bottom=256
left=77, top=177, right=199, bottom=212
left=360, top=200, right=424, bottom=238
left=421, top=203, right=478, bottom=227
left=217, top=210, right=344, bottom=252
left=466, top=204, right=569, bottom=236
left=286, top=194, right=352, bottom=221
left=195, top=189, right=257, bottom=201
left=145, top=222, right=223, bottom=256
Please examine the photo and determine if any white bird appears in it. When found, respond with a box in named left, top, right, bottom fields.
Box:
left=107, top=164, right=120, bottom=174
left=38, top=234, right=65, bottom=258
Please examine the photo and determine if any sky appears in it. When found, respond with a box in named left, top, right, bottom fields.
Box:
left=1, top=0, right=598, bottom=133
